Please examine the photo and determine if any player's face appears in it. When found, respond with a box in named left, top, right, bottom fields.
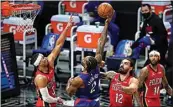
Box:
left=119, top=59, right=132, bottom=74
left=39, top=57, right=49, bottom=67
left=149, top=54, right=159, bottom=66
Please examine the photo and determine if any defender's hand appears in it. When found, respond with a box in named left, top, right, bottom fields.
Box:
left=66, top=15, right=73, bottom=29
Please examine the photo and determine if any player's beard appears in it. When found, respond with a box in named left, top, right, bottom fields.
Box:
left=118, top=66, right=127, bottom=74
left=150, top=60, right=159, bottom=66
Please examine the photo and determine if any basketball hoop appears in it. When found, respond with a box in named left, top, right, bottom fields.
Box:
left=2, top=2, right=41, bottom=33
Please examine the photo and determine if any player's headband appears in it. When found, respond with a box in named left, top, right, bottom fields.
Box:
left=33, top=53, right=44, bottom=67
left=149, top=50, right=160, bottom=57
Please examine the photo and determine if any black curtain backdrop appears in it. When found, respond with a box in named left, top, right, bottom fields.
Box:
left=112, top=1, right=141, bottom=41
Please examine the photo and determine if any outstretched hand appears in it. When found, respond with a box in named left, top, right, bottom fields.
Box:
left=100, top=71, right=116, bottom=80
left=66, top=15, right=73, bottom=29
left=105, top=10, right=115, bottom=24
left=99, top=61, right=105, bottom=68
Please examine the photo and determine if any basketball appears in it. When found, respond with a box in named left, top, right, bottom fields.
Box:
left=97, top=2, right=114, bottom=19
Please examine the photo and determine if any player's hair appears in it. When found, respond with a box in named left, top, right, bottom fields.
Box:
left=86, top=56, right=98, bottom=73
left=125, top=58, right=135, bottom=76
left=141, top=4, right=152, bottom=10
left=125, top=58, right=134, bottom=68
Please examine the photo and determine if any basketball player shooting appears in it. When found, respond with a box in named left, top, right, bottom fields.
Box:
left=30, top=16, right=73, bottom=107
left=65, top=11, right=114, bottom=107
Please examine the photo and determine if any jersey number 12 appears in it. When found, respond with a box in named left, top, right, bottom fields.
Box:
left=116, top=93, right=123, bottom=103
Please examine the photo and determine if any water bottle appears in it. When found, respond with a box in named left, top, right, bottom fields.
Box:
left=95, top=22, right=100, bottom=28
left=61, top=4, right=65, bottom=14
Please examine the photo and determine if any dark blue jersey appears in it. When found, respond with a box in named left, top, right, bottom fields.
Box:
left=75, top=66, right=100, bottom=99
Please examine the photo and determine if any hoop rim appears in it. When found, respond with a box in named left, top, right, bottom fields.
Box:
left=11, top=4, right=41, bottom=11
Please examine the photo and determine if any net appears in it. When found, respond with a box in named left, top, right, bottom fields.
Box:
left=2, top=2, right=41, bottom=33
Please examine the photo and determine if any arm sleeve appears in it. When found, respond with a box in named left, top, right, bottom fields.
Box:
left=39, top=87, right=58, bottom=103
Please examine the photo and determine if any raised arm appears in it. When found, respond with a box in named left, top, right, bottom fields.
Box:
left=48, top=16, right=73, bottom=67
left=95, top=16, right=112, bottom=64
left=161, top=65, right=173, bottom=96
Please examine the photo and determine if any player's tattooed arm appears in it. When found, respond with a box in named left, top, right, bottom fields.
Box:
left=138, top=67, right=148, bottom=89
left=100, top=71, right=116, bottom=80
left=95, top=16, right=111, bottom=64
left=133, top=91, right=144, bottom=107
